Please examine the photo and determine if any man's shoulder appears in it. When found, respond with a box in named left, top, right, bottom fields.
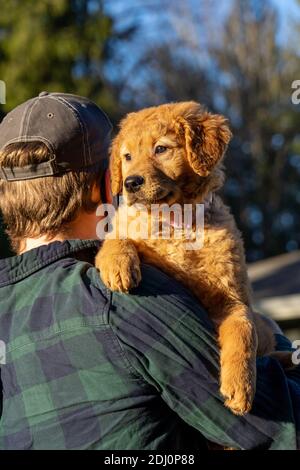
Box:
left=108, top=263, right=214, bottom=333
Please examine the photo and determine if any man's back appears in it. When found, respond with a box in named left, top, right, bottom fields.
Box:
left=0, top=239, right=209, bottom=449
left=0, top=239, right=299, bottom=449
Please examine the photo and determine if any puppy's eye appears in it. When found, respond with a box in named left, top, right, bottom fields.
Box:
left=124, top=153, right=131, bottom=161
left=155, top=145, right=167, bottom=155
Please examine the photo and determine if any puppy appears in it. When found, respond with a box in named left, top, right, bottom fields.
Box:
left=96, top=101, right=276, bottom=415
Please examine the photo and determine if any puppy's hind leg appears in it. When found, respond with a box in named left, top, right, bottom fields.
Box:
left=218, top=303, right=258, bottom=415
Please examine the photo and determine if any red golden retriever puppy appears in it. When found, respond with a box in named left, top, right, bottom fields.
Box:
left=96, top=101, right=277, bottom=415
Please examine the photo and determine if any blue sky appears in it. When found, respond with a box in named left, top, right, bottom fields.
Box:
left=103, top=0, right=300, bottom=88
left=272, top=0, right=300, bottom=44
left=105, top=0, right=300, bottom=41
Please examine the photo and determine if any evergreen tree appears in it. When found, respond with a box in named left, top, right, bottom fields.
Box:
left=0, top=0, right=120, bottom=258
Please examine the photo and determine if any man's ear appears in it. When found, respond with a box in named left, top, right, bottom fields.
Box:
left=104, top=169, right=113, bottom=204
left=176, top=112, right=232, bottom=176
left=109, top=135, right=123, bottom=195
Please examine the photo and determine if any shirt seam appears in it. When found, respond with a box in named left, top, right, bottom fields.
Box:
left=106, top=323, right=148, bottom=384
left=107, top=292, right=154, bottom=385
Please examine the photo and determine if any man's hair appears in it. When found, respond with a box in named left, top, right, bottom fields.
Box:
left=0, top=141, right=103, bottom=253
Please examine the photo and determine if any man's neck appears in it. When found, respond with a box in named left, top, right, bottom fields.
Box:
left=20, top=210, right=101, bottom=254
left=20, top=235, right=66, bottom=254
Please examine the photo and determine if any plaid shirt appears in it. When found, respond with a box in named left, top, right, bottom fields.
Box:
left=0, top=239, right=299, bottom=450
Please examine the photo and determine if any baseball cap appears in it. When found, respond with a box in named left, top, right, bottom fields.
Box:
left=0, top=91, right=113, bottom=181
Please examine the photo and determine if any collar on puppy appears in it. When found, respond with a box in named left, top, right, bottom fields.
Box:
left=203, top=192, right=213, bottom=212
left=167, top=192, right=214, bottom=230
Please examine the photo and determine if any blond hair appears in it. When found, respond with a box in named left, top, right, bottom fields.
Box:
left=0, top=142, right=103, bottom=253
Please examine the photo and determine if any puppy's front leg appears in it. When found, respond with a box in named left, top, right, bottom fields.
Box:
left=218, top=304, right=258, bottom=415
left=96, top=239, right=141, bottom=293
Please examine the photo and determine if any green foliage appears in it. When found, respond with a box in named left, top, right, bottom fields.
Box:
left=0, top=0, right=116, bottom=115
left=110, top=0, right=300, bottom=261
left=0, top=0, right=121, bottom=258
left=0, top=0, right=299, bottom=261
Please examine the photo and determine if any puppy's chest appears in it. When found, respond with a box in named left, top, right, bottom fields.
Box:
left=136, top=223, right=226, bottom=278
left=114, top=204, right=236, bottom=278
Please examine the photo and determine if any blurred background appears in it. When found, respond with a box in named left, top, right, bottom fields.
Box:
left=0, top=0, right=299, bottom=336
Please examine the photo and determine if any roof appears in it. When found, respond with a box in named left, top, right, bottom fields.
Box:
left=248, top=250, right=300, bottom=327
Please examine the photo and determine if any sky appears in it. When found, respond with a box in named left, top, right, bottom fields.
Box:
left=103, top=0, right=300, bottom=91
left=104, top=0, right=300, bottom=43
left=272, top=0, right=300, bottom=44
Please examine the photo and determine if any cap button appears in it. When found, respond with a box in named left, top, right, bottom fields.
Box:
left=39, top=91, right=49, bottom=97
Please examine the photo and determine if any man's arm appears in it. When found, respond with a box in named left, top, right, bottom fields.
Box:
left=108, top=264, right=300, bottom=450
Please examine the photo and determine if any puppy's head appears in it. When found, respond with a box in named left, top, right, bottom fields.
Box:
left=110, top=101, right=232, bottom=206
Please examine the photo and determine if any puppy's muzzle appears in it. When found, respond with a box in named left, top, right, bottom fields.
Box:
left=124, top=175, right=145, bottom=193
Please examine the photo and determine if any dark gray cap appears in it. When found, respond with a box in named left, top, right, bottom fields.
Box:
left=0, top=91, right=113, bottom=181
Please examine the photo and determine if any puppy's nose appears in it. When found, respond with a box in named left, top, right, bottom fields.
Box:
left=124, top=175, right=145, bottom=192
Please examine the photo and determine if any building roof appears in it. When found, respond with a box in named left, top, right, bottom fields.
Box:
left=248, top=250, right=300, bottom=326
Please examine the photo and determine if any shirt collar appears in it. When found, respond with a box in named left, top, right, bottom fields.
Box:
left=0, top=239, right=100, bottom=287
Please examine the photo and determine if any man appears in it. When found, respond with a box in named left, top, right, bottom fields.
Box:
left=0, top=92, right=299, bottom=450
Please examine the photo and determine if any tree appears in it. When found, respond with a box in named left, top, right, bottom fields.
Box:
left=211, top=0, right=300, bottom=260
left=111, top=0, right=300, bottom=260
left=0, top=0, right=125, bottom=258
left=0, top=0, right=119, bottom=115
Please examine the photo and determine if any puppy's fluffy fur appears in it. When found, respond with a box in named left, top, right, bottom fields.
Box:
left=96, top=101, right=275, bottom=415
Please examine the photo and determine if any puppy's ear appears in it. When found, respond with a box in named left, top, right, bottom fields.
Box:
left=176, top=112, right=232, bottom=176
left=109, top=135, right=123, bottom=196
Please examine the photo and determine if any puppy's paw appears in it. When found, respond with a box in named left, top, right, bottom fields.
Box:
left=98, top=253, right=141, bottom=293
left=220, top=360, right=256, bottom=415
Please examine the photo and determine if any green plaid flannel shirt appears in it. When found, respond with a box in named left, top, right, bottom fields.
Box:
left=0, top=239, right=299, bottom=450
